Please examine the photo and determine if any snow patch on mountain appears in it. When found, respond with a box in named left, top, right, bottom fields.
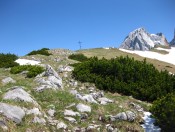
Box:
left=15, top=59, right=41, bottom=65
left=119, top=47, right=175, bottom=65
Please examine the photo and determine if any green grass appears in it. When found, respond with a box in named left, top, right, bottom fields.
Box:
left=0, top=48, right=155, bottom=131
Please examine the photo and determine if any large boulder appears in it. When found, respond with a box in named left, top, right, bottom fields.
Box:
left=3, top=86, right=37, bottom=105
left=3, top=86, right=37, bottom=103
left=0, top=103, right=25, bottom=124
left=1, top=77, right=16, bottom=85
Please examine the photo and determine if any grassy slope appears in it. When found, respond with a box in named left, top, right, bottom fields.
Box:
left=1, top=48, right=170, bottom=131
left=77, top=48, right=175, bottom=73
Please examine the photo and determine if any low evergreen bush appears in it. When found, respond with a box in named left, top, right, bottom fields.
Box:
left=0, top=53, right=19, bottom=68
left=27, top=48, right=52, bottom=56
left=10, top=65, right=44, bottom=78
left=151, top=93, right=175, bottom=131
left=72, top=56, right=175, bottom=102
left=68, top=53, right=88, bottom=62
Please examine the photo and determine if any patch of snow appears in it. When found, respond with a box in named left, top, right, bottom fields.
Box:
left=15, top=59, right=41, bottom=65
left=119, top=47, right=175, bottom=65
left=141, top=112, right=161, bottom=132
left=155, top=47, right=170, bottom=52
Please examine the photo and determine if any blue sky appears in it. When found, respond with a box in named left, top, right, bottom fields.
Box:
left=0, top=0, right=175, bottom=56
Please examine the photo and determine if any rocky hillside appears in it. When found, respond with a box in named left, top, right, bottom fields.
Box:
left=119, top=28, right=169, bottom=50
left=0, top=49, right=160, bottom=132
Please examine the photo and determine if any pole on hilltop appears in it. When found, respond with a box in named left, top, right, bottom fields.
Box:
left=78, top=41, right=82, bottom=50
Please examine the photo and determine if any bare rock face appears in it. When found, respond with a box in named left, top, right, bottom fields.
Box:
left=120, top=28, right=169, bottom=50
left=0, top=103, right=25, bottom=124
left=170, top=29, right=175, bottom=46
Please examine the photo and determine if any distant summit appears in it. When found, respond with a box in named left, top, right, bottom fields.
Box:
left=119, top=28, right=169, bottom=50
left=170, top=28, right=175, bottom=46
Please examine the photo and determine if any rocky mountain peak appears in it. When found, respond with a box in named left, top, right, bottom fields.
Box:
left=120, top=28, right=169, bottom=50
left=170, top=28, right=175, bottom=46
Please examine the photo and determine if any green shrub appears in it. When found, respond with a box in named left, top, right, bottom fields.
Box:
left=0, top=53, right=19, bottom=68
left=27, top=48, right=52, bottom=56
left=72, top=56, right=175, bottom=102
left=151, top=93, right=175, bottom=131
left=68, top=53, right=88, bottom=62
left=10, top=65, right=44, bottom=78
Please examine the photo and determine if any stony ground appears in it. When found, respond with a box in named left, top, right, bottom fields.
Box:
left=0, top=49, right=152, bottom=132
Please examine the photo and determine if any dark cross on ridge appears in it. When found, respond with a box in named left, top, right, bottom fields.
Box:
left=78, top=41, right=82, bottom=50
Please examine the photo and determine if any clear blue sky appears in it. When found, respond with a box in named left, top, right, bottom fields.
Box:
left=0, top=0, right=175, bottom=56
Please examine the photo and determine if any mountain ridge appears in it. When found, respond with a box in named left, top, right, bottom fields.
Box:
left=120, top=27, right=169, bottom=50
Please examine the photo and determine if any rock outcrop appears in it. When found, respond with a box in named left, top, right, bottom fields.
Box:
left=120, top=28, right=169, bottom=50
left=0, top=103, right=25, bottom=124
left=170, top=29, right=175, bottom=46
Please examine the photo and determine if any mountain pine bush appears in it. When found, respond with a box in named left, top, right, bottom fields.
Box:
left=151, top=93, right=175, bottom=131
left=10, top=65, right=44, bottom=78
left=27, top=48, right=52, bottom=56
left=68, top=53, right=88, bottom=62
left=72, top=56, right=175, bottom=102
left=0, top=53, right=19, bottom=68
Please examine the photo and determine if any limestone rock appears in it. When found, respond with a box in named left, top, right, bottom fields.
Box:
left=76, top=103, right=91, bottom=113
left=58, top=65, right=73, bottom=73
left=64, top=109, right=80, bottom=117
left=0, top=103, right=25, bottom=124
left=90, top=91, right=104, bottom=99
left=111, top=111, right=136, bottom=122
left=2, top=77, right=16, bottom=84
left=81, top=94, right=98, bottom=104
left=35, top=65, right=63, bottom=91
left=126, top=111, right=136, bottom=122
left=57, top=121, right=67, bottom=129
left=98, top=97, right=113, bottom=105
left=48, top=75, right=62, bottom=88
left=44, top=64, right=60, bottom=78
left=47, top=109, right=55, bottom=117
left=25, top=108, right=42, bottom=116
left=69, top=89, right=78, bottom=95
left=3, top=86, right=37, bottom=104
left=129, top=102, right=143, bottom=112
left=32, top=116, right=46, bottom=124
left=115, top=112, right=127, bottom=121
left=0, top=119, right=8, bottom=131
left=64, top=117, right=76, bottom=123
